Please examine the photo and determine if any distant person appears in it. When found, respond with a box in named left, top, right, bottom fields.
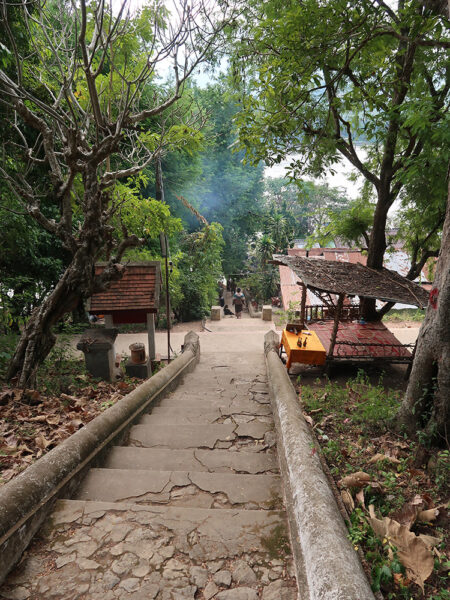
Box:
left=219, top=288, right=225, bottom=308
left=232, top=287, right=245, bottom=319
left=224, top=304, right=235, bottom=317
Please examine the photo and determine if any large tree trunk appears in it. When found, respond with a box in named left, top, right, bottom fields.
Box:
left=398, top=182, right=450, bottom=442
left=6, top=254, right=96, bottom=388
left=361, top=189, right=392, bottom=321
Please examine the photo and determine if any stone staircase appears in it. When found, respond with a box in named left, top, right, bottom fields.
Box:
left=2, top=352, right=297, bottom=600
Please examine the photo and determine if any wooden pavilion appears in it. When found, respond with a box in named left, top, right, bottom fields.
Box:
left=270, top=255, right=429, bottom=370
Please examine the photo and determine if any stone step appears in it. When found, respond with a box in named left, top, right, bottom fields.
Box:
left=155, top=396, right=272, bottom=415
left=165, top=382, right=270, bottom=398
left=74, top=469, right=282, bottom=510
left=139, top=412, right=272, bottom=426
left=104, top=447, right=279, bottom=474
left=6, top=499, right=296, bottom=599
left=140, top=411, right=222, bottom=425
left=128, top=422, right=273, bottom=450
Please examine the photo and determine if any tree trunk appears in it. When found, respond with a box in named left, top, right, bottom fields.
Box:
left=361, top=189, right=391, bottom=321
left=72, top=298, right=88, bottom=324
left=6, top=257, right=93, bottom=387
left=7, top=285, right=79, bottom=388
left=398, top=182, right=450, bottom=443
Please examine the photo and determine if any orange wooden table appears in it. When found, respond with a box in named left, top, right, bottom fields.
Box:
left=280, top=329, right=327, bottom=370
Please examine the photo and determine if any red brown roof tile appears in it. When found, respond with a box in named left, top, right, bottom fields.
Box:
left=89, top=262, right=161, bottom=314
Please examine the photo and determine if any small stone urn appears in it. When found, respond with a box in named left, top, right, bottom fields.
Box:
left=125, top=342, right=151, bottom=379
left=129, top=342, right=146, bottom=364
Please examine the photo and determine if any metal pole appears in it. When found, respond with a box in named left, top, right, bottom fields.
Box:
left=165, top=252, right=171, bottom=364
left=156, top=155, right=170, bottom=363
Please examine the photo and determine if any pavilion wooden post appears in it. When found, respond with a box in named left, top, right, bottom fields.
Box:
left=327, top=293, right=345, bottom=359
left=300, top=283, right=307, bottom=328
left=147, top=313, right=156, bottom=361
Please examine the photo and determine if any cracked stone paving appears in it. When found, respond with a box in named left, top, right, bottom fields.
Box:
left=1, top=317, right=298, bottom=600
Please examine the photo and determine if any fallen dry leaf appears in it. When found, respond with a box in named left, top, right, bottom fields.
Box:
left=338, top=471, right=372, bottom=489
left=1, top=468, right=18, bottom=482
left=60, top=393, right=77, bottom=403
left=47, top=415, right=61, bottom=426
left=0, top=390, right=13, bottom=405
left=393, top=495, right=425, bottom=529
left=418, top=534, right=441, bottom=548
left=35, top=435, right=52, bottom=450
left=367, top=481, right=384, bottom=493
left=356, top=488, right=365, bottom=507
left=303, top=413, right=314, bottom=427
left=393, top=572, right=409, bottom=587
left=368, top=453, right=401, bottom=465
left=69, top=418, right=84, bottom=430
left=417, top=508, right=439, bottom=523
left=341, top=489, right=355, bottom=513
left=368, top=505, right=438, bottom=592
left=28, top=415, right=48, bottom=423
left=319, top=414, right=334, bottom=427
left=22, top=389, right=41, bottom=404
left=17, top=444, right=34, bottom=454
left=398, top=536, right=434, bottom=593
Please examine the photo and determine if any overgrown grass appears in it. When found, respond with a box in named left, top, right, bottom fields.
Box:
left=301, top=369, right=401, bottom=433
left=117, top=323, right=148, bottom=333
left=383, top=308, right=425, bottom=322
left=299, top=370, right=449, bottom=598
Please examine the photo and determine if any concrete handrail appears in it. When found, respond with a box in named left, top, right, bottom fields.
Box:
left=264, top=331, right=375, bottom=600
left=0, top=331, right=200, bottom=585
left=243, top=289, right=262, bottom=318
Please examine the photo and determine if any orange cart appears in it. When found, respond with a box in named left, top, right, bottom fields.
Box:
left=280, top=328, right=326, bottom=371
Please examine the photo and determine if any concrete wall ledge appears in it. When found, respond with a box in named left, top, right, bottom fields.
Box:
left=0, top=331, right=200, bottom=585
left=264, top=330, right=375, bottom=600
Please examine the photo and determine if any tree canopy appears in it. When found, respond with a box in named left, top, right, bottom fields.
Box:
left=231, top=0, right=449, bottom=316
left=0, top=0, right=235, bottom=386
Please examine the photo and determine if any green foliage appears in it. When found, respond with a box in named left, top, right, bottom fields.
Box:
left=0, top=0, right=219, bottom=377
left=238, top=267, right=278, bottom=305
left=264, top=178, right=352, bottom=245
left=176, top=222, right=224, bottom=321
left=308, top=198, right=373, bottom=249
left=230, top=0, right=449, bottom=270
left=0, top=204, right=66, bottom=330
left=0, top=334, right=17, bottom=379
left=114, top=175, right=183, bottom=241
left=264, top=178, right=308, bottom=238
left=177, top=79, right=265, bottom=276
left=434, top=450, right=450, bottom=493
left=37, top=337, right=85, bottom=395
left=346, top=506, right=406, bottom=595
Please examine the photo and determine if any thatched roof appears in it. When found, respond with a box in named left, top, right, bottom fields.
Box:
left=271, top=255, right=429, bottom=308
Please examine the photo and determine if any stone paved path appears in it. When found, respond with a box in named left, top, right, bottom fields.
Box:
left=1, top=312, right=297, bottom=600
